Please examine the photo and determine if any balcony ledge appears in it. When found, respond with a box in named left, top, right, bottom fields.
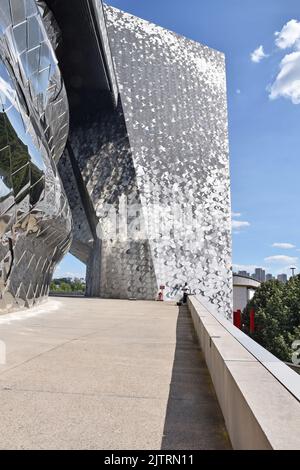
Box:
left=188, top=295, right=300, bottom=450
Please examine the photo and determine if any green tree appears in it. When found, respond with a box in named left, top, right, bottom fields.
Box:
left=59, top=282, right=72, bottom=293
left=50, top=281, right=57, bottom=292
left=50, top=277, right=85, bottom=294
left=72, top=277, right=84, bottom=292
left=244, top=277, right=300, bottom=362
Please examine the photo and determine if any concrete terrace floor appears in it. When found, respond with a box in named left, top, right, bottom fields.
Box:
left=0, top=297, right=231, bottom=450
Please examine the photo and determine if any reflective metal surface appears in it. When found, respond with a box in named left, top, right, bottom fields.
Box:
left=62, top=4, right=232, bottom=314
left=0, top=0, right=72, bottom=312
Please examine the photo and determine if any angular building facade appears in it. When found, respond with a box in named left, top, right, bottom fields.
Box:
left=0, top=0, right=232, bottom=315
left=0, top=0, right=72, bottom=312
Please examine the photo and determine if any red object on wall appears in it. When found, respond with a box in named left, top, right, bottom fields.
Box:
left=233, top=310, right=242, bottom=329
left=250, top=308, right=255, bottom=333
left=157, top=291, right=163, bottom=301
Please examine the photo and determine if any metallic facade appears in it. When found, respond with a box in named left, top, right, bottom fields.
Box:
left=0, top=0, right=232, bottom=316
left=0, top=0, right=72, bottom=312
left=62, top=4, right=232, bottom=315
left=105, top=6, right=232, bottom=314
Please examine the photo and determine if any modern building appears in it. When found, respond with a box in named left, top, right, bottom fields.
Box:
left=0, top=0, right=72, bottom=312
left=0, top=0, right=232, bottom=315
left=253, top=268, right=266, bottom=283
left=238, top=270, right=250, bottom=278
left=277, top=274, right=288, bottom=284
left=266, top=273, right=274, bottom=281
left=233, top=274, right=260, bottom=312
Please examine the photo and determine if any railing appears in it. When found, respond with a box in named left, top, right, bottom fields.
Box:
left=201, top=298, right=300, bottom=402
left=188, top=295, right=300, bottom=450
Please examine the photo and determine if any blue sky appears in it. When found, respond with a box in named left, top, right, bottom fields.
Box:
left=56, top=0, right=300, bottom=279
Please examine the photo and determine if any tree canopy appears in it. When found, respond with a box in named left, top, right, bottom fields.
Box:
left=50, top=277, right=85, bottom=294
left=243, top=276, right=300, bottom=362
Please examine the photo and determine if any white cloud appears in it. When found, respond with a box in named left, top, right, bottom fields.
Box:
left=264, top=255, right=298, bottom=264
left=270, top=19, right=300, bottom=104
left=272, top=242, right=296, bottom=249
left=251, top=45, right=268, bottom=63
left=232, top=214, right=250, bottom=234
left=269, top=51, right=300, bottom=104
left=232, top=220, right=250, bottom=229
left=236, top=89, right=241, bottom=95
left=275, top=19, right=300, bottom=50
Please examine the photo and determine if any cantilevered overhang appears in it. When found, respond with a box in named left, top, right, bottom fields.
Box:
left=45, top=0, right=118, bottom=123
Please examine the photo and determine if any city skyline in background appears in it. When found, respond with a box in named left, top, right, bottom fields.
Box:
left=55, top=0, right=300, bottom=280
left=234, top=267, right=289, bottom=283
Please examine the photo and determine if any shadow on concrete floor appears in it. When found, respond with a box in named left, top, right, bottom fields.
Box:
left=161, top=305, right=232, bottom=450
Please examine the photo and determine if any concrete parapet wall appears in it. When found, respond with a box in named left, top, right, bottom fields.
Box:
left=188, top=295, right=300, bottom=450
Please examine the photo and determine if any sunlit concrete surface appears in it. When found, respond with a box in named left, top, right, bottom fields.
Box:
left=0, top=298, right=231, bottom=450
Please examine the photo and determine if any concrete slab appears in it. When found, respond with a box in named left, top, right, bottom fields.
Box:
left=0, top=298, right=231, bottom=450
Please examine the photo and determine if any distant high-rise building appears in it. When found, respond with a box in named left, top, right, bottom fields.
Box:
left=254, top=268, right=266, bottom=282
left=277, top=274, right=288, bottom=284
left=238, top=271, right=250, bottom=277
left=266, top=274, right=274, bottom=281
